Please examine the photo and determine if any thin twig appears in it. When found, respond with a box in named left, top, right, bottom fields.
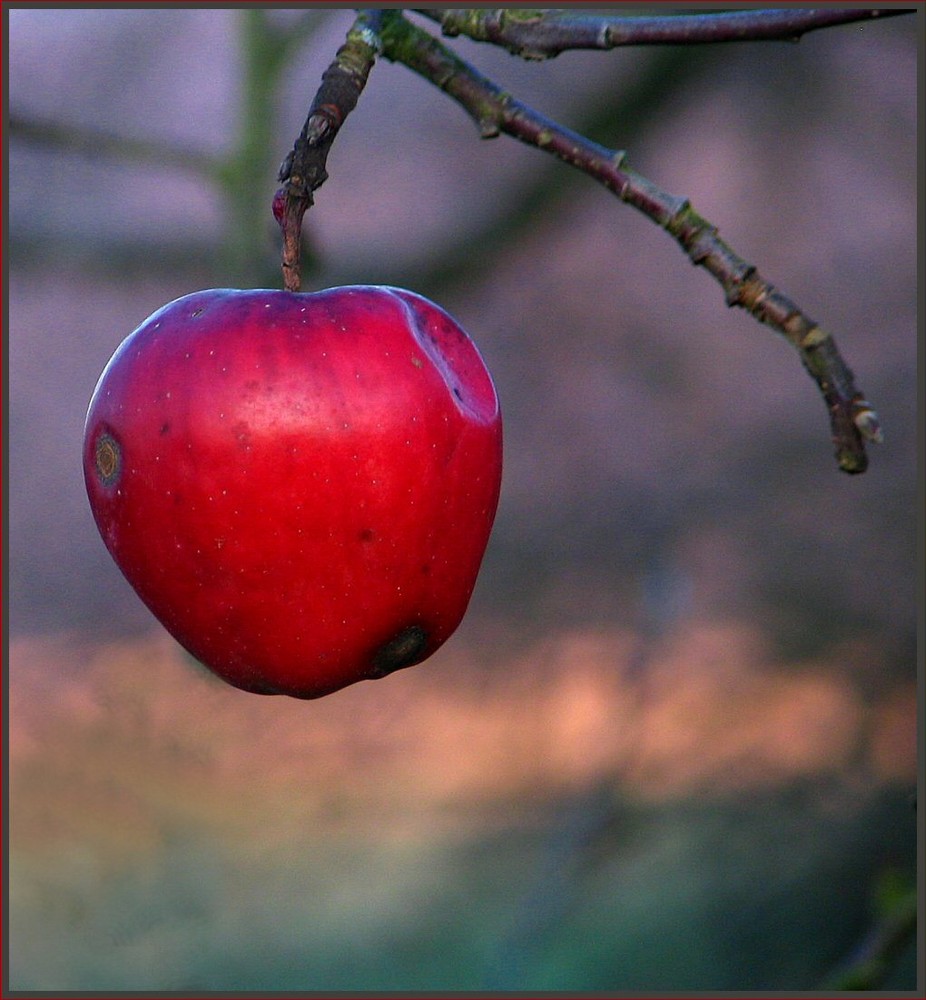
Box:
left=275, top=9, right=383, bottom=291
left=380, top=11, right=882, bottom=474
left=384, top=45, right=714, bottom=295
left=9, top=112, right=218, bottom=178
left=417, top=8, right=915, bottom=60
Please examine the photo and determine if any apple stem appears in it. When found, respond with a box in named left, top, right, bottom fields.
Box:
left=376, top=10, right=884, bottom=475
left=275, top=10, right=384, bottom=291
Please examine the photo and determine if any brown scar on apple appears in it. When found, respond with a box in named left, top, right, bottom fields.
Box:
left=370, top=624, right=428, bottom=677
left=94, top=432, right=122, bottom=487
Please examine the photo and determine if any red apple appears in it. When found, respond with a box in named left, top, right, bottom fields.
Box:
left=83, top=286, right=502, bottom=699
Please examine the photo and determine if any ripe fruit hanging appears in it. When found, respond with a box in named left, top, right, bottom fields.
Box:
left=83, top=286, right=503, bottom=699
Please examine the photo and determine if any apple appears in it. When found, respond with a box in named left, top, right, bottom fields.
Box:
left=83, top=286, right=502, bottom=699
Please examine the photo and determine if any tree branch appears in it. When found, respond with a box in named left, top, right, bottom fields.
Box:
left=380, top=11, right=882, bottom=473
left=275, top=9, right=383, bottom=291
left=416, top=8, right=916, bottom=60
left=8, top=112, right=219, bottom=179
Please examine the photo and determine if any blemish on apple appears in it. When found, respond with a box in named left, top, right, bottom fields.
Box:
left=94, top=432, right=122, bottom=487
left=371, top=624, right=429, bottom=677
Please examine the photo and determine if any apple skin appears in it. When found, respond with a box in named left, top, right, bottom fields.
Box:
left=83, top=286, right=502, bottom=699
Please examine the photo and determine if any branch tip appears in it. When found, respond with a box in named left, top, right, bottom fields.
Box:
left=853, top=403, right=884, bottom=445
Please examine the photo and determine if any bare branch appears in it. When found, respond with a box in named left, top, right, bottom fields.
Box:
left=9, top=112, right=218, bottom=178
left=275, top=9, right=383, bottom=291
left=417, top=8, right=915, bottom=60
left=380, top=11, right=882, bottom=473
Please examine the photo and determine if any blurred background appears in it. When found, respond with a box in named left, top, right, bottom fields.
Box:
left=6, top=7, right=919, bottom=992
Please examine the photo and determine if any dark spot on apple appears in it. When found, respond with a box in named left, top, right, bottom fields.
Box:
left=370, top=625, right=428, bottom=677
left=421, top=563, right=431, bottom=575
left=359, top=528, right=375, bottom=543
left=94, top=432, right=121, bottom=487
left=191, top=307, right=205, bottom=318
left=160, top=422, right=171, bottom=435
